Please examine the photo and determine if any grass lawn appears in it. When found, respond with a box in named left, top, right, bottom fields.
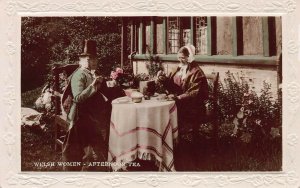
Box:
left=21, top=85, right=62, bottom=171
left=174, top=136, right=282, bottom=171
left=21, top=125, right=62, bottom=171
left=21, top=125, right=282, bottom=171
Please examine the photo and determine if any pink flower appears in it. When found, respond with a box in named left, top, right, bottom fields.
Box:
left=116, top=67, right=123, bottom=74
left=110, top=71, right=118, bottom=80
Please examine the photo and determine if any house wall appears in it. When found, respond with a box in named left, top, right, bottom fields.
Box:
left=242, top=17, right=264, bottom=55
left=147, top=16, right=282, bottom=56
left=134, top=16, right=281, bottom=98
left=275, top=17, right=282, bottom=56
left=216, top=17, right=233, bottom=55
left=132, top=60, right=279, bottom=98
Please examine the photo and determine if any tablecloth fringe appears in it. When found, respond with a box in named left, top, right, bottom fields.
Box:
left=136, top=151, right=164, bottom=171
left=112, top=151, right=173, bottom=172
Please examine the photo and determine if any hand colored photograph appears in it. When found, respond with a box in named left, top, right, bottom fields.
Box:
left=21, top=16, right=282, bottom=172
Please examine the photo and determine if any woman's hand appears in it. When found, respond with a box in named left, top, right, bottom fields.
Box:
left=167, top=94, right=175, bottom=100
left=167, top=94, right=179, bottom=101
left=156, top=70, right=167, bottom=83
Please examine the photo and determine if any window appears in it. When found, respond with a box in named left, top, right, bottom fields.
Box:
left=181, top=17, right=191, bottom=46
left=195, top=17, right=208, bottom=55
left=131, top=16, right=281, bottom=62
left=167, top=17, right=209, bottom=55
left=168, top=17, right=180, bottom=54
left=167, top=17, right=192, bottom=54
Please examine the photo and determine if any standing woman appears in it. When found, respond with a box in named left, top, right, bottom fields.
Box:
left=157, top=44, right=209, bottom=132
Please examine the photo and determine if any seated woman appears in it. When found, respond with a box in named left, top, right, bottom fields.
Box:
left=156, top=44, right=209, bottom=132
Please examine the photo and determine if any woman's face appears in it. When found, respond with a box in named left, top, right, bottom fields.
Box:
left=177, top=52, right=188, bottom=65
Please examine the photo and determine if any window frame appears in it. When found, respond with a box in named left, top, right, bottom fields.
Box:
left=130, top=16, right=279, bottom=67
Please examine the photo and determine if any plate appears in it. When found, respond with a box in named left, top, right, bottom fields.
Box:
left=156, top=98, right=168, bottom=102
left=117, top=98, right=130, bottom=103
left=152, top=93, right=159, bottom=97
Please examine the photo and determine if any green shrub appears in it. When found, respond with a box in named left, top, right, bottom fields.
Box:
left=21, top=86, right=44, bottom=108
left=22, top=17, right=124, bottom=92
left=217, top=71, right=282, bottom=143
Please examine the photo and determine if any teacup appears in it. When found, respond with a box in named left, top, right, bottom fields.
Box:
left=157, top=94, right=167, bottom=100
left=124, top=89, right=138, bottom=98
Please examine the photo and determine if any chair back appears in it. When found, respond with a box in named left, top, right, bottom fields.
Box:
left=52, top=64, right=79, bottom=115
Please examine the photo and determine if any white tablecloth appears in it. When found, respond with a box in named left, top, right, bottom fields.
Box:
left=108, top=97, right=178, bottom=171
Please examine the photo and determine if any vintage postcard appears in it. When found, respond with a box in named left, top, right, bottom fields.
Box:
left=1, top=0, right=300, bottom=187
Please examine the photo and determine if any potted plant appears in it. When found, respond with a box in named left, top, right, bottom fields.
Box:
left=109, top=67, right=134, bottom=89
left=135, top=46, right=164, bottom=96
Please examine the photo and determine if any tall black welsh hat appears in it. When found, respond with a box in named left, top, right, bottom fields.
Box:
left=80, top=39, right=97, bottom=57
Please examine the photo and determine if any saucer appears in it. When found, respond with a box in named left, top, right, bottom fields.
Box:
left=152, top=93, right=159, bottom=97
left=117, top=98, right=130, bottom=103
left=156, top=98, right=168, bottom=102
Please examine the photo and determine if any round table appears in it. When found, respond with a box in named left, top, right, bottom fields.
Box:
left=108, top=96, right=178, bottom=171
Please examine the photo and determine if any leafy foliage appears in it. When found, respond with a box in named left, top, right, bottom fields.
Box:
left=145, top=46, right=163, bottom=78
left=21, top=85, right=44, bottom=108
left=22, top=17, right=125, bottom=92
left=217, top=71, right=282, bottom=143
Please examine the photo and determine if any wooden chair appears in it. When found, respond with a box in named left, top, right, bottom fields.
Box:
left=52, top=63, right=79, bottom=151
left=191, top=72, right=220, bottom=162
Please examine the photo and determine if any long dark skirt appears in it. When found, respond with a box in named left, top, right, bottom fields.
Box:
left=175, top=99, right=206, bottom=129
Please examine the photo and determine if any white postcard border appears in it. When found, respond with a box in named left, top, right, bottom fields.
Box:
left=0, top=0, right=299, bottom=187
